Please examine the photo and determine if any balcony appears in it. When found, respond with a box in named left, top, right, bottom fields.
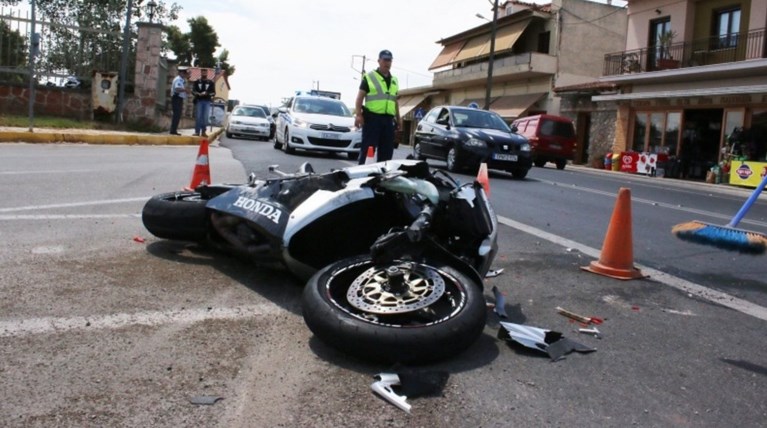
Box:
left=433, top=52, right=557, bottom=89
left=603, top=28, right=766, bottom=76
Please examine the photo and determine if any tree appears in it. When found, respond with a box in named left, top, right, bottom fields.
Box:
left=216, top=49, right=235, bottom=77
left=0, top=20, right=27, bottom=83
left=166, top=16, right=234, bottom=75
left=1, top=0, right=180, bottom=82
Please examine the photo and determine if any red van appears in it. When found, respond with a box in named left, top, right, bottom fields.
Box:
left=512, top=114, right=576, bottom=170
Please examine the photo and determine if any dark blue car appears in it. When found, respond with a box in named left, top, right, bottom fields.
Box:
left=413, top=106, right=532, bottom=179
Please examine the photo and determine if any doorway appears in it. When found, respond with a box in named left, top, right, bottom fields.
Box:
left=680, top=109, right=723, bottom=179
left=575, top=112, right=591, bottom=164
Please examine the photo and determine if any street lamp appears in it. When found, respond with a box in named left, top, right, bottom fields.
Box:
left=483, top=0, right=499, bottom=110
left=147, top=0, right=157, bottom=23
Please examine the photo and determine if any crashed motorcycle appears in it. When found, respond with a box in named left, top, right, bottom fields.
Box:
left=142, top=160, right=498, bottom=363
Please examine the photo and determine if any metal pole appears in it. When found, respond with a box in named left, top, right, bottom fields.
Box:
left=116, top=0, right=133, bottom=123
left=484, top=0, right=499, bottom=110
left=27, top=0, right=36, bottom=132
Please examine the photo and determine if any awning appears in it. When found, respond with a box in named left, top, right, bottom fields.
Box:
left=452, top=33, right=492, bottom=63
left=592, top=84, right=767, bottom=101
left=458, top=98, right=493, bottom=108
left=489, top=93, right=546, bottom=118
left=399, top=93, right=429, bottom=117
left=493, top=19, right=530, bottom=53
left=429, top=40, right=466, bottom=70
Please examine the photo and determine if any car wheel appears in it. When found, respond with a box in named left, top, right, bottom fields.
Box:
left=510, top=168, right=529, bottom=179
left=284, top=128, right=295, bottom=154
left=534, top=159, right=547, bottom=168
left=446, top=147, right=461, bottom=172
left=225, top=131, right=233, bottom=138
left=347, top=151, right=359, bottom=161
left=413, top=141, right=425, bottom=160
left=555, top=159, right=567, bottom=170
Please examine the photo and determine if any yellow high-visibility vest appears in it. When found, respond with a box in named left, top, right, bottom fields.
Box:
left=364, top=71, right=398, bottom=115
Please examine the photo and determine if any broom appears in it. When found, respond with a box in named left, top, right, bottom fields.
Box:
left=672, top=171, right=767, bottom=254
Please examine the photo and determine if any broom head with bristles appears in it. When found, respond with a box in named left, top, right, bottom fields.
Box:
left=672, top=220, right=767, bottom=255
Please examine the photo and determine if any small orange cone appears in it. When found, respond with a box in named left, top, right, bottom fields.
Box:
left=364, top=146, right=376, bottom=164
left=476, top=162, right=490, bottom=196
left=185, top=139, right=211, bottom=190
left=581, top=187, right=643, bottom=280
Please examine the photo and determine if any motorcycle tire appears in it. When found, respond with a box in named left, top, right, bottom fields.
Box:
left=302, top=255, right=487, bottom=364
left=141, top=191, right=209, bottom=242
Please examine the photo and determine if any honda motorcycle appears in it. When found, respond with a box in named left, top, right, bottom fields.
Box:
left=142, top=160, right=498, bottom=363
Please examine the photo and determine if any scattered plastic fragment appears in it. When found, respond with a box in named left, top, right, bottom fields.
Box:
left=133, top=236, right=145, bottom=243
left=189, top=395, right=223, bottom=405
left=491, top=286, right=508, bottom=318
left=498, top=321, right=596, bottom=362
left=371, top=370, right=449, bottom=413
left=485, top=268, right=504, bottom=278
left=578, top=327, right=602, bottom=339
left=632, top=305, right=640, bottom=311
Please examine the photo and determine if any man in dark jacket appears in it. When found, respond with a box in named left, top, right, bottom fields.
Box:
left=192, top=68, right=216, bottom=137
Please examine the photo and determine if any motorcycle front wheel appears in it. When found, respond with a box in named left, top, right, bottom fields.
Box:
left=302, top=255, right=487, bottom=364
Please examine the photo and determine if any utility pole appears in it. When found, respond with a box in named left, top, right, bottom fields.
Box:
left=484, top=0, right=499, bottom=110
left=27, top=0, right=37, bottom=132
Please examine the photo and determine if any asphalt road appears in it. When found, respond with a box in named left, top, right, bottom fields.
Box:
left=1, top=140, right=765, bottom=427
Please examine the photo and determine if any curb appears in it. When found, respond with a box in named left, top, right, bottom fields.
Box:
left=0, top=127, right=225, bottom=146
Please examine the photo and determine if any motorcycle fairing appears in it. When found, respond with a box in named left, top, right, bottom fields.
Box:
left=206, top=185, right=290, bottom=239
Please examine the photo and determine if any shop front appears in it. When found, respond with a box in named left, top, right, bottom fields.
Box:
left=602, top=89, right=767, bottom=184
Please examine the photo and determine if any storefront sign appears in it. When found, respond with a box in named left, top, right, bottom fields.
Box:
left=730, top=161, right=767, bottom=188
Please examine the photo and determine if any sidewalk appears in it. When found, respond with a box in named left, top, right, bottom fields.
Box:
left=0, top=126, right=224, bottom=146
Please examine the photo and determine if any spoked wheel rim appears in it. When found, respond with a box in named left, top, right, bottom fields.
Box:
left=447, top=148, right=458, bottom=171
left=414, top=143, right=423, bottom=159
left=325, top=260, right=467, bottom=327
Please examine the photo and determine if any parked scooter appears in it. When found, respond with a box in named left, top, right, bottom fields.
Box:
left=142, top=160, right=498, bottom=363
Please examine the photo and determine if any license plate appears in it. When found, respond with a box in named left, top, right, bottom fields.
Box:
left=321, top=133, right=339, bottom=139
left=493, top=153, right=517, bottom=161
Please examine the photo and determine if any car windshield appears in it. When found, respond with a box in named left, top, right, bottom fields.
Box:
left=233, top=107, right=266, bottom=118
left=293, top=97, right=351, bottom=117
left=452, top=109, right=510, bottom=132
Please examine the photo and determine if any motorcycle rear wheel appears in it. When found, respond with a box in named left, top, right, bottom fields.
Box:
left=142, top=191, right=209, bottom=242
left=302, top=255, right=486, bottom=364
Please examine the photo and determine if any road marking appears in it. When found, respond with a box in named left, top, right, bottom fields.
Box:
left=0, top=214, right=140, bottom=220
left=0, top=169, right=98, bottom=175
left=0, top=304, right=281, bottom=338
left=498, top=215, right=767, bottom=323
left=536, top=179, right=767, bottom=228
left=0, top=197, right=148, bottom=213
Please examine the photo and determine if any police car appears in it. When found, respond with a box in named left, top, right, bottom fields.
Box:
left=274, top=92, right=362, bottom=160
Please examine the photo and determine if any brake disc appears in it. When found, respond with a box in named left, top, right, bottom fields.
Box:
left=346, top=264, right=446, bottom=315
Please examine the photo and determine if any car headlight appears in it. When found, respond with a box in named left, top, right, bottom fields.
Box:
left=521, top=143, right=531, bottom=152
left=464, top=138, right=487, bottom=148
left=293, top=118, right=309, bottom=128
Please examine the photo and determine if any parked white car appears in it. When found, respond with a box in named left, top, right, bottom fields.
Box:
left=274, top=94, right=362, bottom=160
left=226, top=105, right=272, bottom=140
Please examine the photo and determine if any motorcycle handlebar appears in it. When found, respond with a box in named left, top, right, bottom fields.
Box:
left=406, top=205, right=435, bottom=242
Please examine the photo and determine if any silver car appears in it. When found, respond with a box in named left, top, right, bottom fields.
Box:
left=226, top=105, right=272, bottom=140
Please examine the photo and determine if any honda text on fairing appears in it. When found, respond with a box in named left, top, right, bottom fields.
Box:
left=142, top=160, right=498, bottom=364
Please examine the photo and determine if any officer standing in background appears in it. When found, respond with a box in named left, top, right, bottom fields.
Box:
left=354, top=49, right=400, bottom=164
left=169, top=66, right=189, bottom=136
left=192, top=68, right=216, bottom=137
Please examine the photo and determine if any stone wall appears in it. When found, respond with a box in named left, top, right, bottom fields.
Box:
left=0, top=84, right=91, bottom=120
left=559, top=95, right=618, bottom=167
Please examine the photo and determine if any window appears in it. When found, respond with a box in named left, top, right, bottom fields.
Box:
left=423, top=108, right=439, bottom=124
left=632, top=111, right=681, bottom=153
left=537, top=32, right=550, bottom=54
left=714, top=7, right=740, bottom=49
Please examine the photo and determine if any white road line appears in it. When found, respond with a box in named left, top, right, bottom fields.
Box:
left=0, top=304, right=281, bottom=338
left=0, top=197, right=149, bottom=213
left=0, top=169, right=98, bottom=175
left=0, top=214, right=140, bottom=220
left=498, top=215, right=767, bottom=322
left=536, top=179, right=767, bottom=228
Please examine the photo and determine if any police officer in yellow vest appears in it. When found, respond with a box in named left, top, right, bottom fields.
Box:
left=354, top=49, right=400, bottom=164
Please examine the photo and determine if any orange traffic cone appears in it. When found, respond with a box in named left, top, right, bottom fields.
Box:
left=476, top=162, right=490, bottom=196
left=364, top=146, right=376, bottom=164
left=185, top=139, right=211, bottom=190
left=581, top=187, right=644, bottom=280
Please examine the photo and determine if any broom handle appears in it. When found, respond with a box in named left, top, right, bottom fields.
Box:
left=727, top=172, right=767, bottom=228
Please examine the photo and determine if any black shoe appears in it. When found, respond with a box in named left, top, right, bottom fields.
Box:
left=170, top=132, right=181, bottom=136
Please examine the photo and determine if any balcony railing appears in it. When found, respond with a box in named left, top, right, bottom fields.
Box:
left=603, top=28, right=766, bottom=76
